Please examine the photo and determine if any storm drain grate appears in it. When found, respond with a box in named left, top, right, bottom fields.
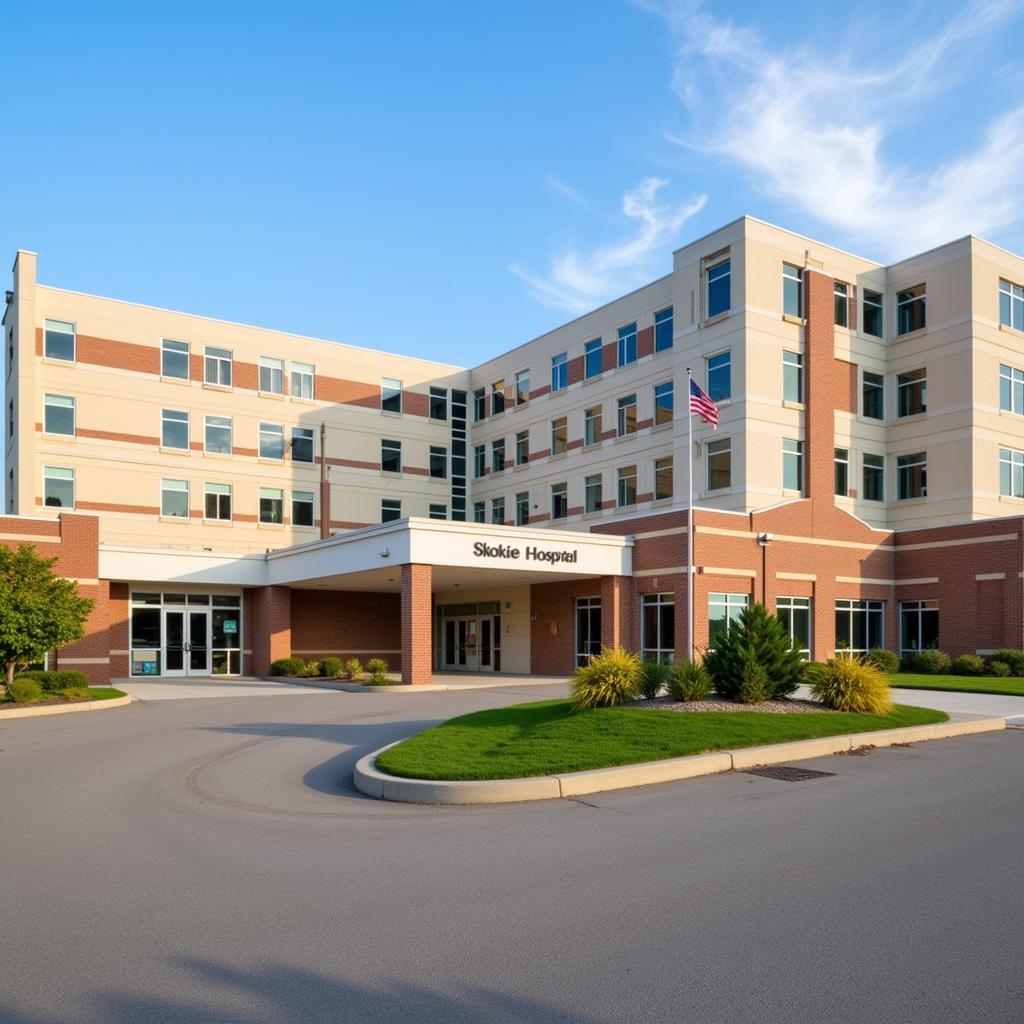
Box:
left=742, top=765, right=836, bottom=782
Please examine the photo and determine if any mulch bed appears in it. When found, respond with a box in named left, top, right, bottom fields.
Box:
left=634, top=695, right=833, bottom=714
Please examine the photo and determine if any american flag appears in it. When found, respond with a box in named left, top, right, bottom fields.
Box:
left=689, top=377, right=719, bottom=428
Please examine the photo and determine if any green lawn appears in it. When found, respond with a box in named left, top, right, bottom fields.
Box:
left=0, top=687, right=127, bottom=707
left=375, top=699, right=949, bottom=781
left=889, top=673, right=1024, bottom=698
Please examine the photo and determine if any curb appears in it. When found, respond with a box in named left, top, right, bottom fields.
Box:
left=352, top=713, right=1008, bottom=805
left=0, top=694, right=134, bottom=720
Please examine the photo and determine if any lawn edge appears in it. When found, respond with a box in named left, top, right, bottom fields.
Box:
left=353, top=713, right=1007, bottom=805
left=0, top=693, right=133, bottom=719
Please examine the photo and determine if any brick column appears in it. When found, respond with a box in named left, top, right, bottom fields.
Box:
left=804, top=268, right=836, bottom=536
left=401, top=563, right=433, bottom=685
left=250, top=585, right=292, bottom=676
left=600, top=575, right=627, bottom=650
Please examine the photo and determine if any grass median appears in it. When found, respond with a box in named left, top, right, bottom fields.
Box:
left=375, top=699, right=949, bottom=781
left=0, top=687, right=127, bottom=709
left=888, top=674, right=1024, bottom=698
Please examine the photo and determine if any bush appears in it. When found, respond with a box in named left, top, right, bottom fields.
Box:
left=666, top=660, right=712, bottom=702
left=320, top=657, right=344, bottom=678
left=365, top=658, right=390, bottom=683
left=638, top=660, right=670, bottom=699
left=569, top=647, right=642, bottom=711
left=806, top=654, right=893, bottom=714
left=951, top=654, right=985, bottom=677
left=703, top=603, right=805, bottom=701
left=60, top=687, right=93, bottom=702
left=269, top=657, right=306, bottom=677
left=910, top=649, right=952, bottom=675
left=299, top=661, right=321, bottom=678
left=344, top=658, right=363, bottom=681
left=9, top=677, right=43, bottom=704
left=989, top=659, right=1012, bottom=677
left=738, top=658, right=769, bottom=704
left=992, top=648, right=1024, bottom=676
left=15, top=670, right=90, bottom=692
left=864, top=647, right=900, bottom=674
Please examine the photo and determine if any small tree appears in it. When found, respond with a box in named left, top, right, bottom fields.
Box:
left=0, top=545, right=94, bottom=693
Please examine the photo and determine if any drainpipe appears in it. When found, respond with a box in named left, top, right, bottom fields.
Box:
left=319, top=422, right=330, bottom=540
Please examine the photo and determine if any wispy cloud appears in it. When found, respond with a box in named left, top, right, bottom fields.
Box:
left=650, top=0, right=1024, bottom=256
left=511, top=178, right=706, bottom=314
left=546, top=175, right=593, bottom=212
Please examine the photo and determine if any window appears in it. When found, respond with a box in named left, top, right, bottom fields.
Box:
left=863, top=370, right=884, bottom=419
left=259, top=487, right=284, bottom=524
left=706, top=351, right=731, bottom=402
left=642, top=593, right=675, bottom=663
left=1000, top=279, right=1024, bottom=331
left=491, top=380, right=505, bottom=416
left=708, top=593, right=747, bottom=649
left=491, top=497, right=505, bottom=524
left=584, top=474, right=602, bottom=513
left=897, top=452, right=927, bottom=499
left=551, top=416, right=567, bottom=455
left=897, top=369, right=926, bottom=417
left=290, top=426, right=314, bottom=463
left=473, top=444, right=486, bottom=478
left=834, top=448, right=849, bottom=497
left=204, top=482, right=231, bottom=521
left=491, top=437, right=505, bottom=472
left=584, top=406, right=602, bottom=446
left=617, top=465, right=637, bottom=507
left=707, top=437, right=731, bottom=490
left=654, top=381, right=674, bottom=425
left=900, top=600, right=939, bottom=654
left=473, top=388, right=486, bottom=421
left=259, top=356, right=284, bottom=395
left=863, top=453, right=884, bottom=502
left=292, top=490, right=314, bottom=527
left=473, top=501, right=486, bottom=523
left=782, top=264, right=803, bottom=318
left=863, top=289, right=883, bottom=337
left=835, top=600, right=885, bottom=653
left=999, top=448, right=1024, bottom=498
left=655, top=456, right=673, bottom=500
left=776, top=597, right=811, bottom=657
left=783, top=439, right=803, bottom=493
left=161, top=408, right=188, bottom=450
left=290, top=362, right=314, bottom=399
left=42, top=318, right=76, bottom=362
left=43, top=394, right=74, bottom=436
left=706, top=259, right=731, bottom=318
left=429, top=503, right=447, bottom=520
left=999, top=364, right=1024, bottom=414
left=516, top=492, right=529, bottom=526
left=584, top=338, right=603, bottom=379
left=381, top=377, right=402, bottom=413
left=782, top=351, right=803, bottom=403
left=897, top=284, right=926, bottom=335
left=259, top=422, right=285, bottom=460
left=428, top=386, right=447, bottom=420
left=161, top=478, right=189, bottom=518
left=204, top=415, right=232, bottom=455
left=551, top=352, right=568, bottom=392
left=205, top=347, right=232, bottom=387
left=654, top=307, right=673, bottom=352
left=834, top=282, right=849, bottom=327
left=381, top=499, right=401, bottom=522
left=617, top=394, right=637, bottom=437
left=551, top=482, right=568, bottom=520
left=430, top=445, right=448, bottom=479
left=381, top=439, right=402, bottom=473
left=161, top=338, right=188, bottom=379
left=617, top=323, right=637, bottom=367
left=515, top=370, right=530, bottom=405
left=43, top=466, right=74, bottom=508
left=516, top=430, right=529, bottom=466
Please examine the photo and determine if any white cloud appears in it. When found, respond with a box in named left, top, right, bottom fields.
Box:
left=511, top=178, right=706, bottom=314
left=546, top=175, right=592, bottom=211
left=652, top=0, right=1024, bottom=256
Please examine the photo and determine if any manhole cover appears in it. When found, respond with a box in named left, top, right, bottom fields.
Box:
left=742, top=765, right=836, bottom=782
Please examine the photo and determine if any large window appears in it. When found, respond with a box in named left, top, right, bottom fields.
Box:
left=381, top=439, right=402, bottom=473
left=707, top=437, right=731, bottom=490
left=551, top=482, right=568, bottom=520
left=43, top=466, right=74, bottom=508
left=900, top=600, right=939, bottom=655
left=999, top=363, right=1024, bottom=414
left=783, top=439, right=803, bottom=493
left=161, top=338, right=188, bottom=379
left=654, top=380, right=674, bottom=425
left=44, top=320, right=76, bottom=362
left=161, top=478, right=189, bottom=518
left=259, top=422, right=285, bottom=460
left=863, top=370, right=884, bottom=419
left=259, top=356, right=284, bottom=395
left=835, top=599, right=884, bottom=653
left=473, top=388, right=486, bottom=421
left=863, top=453, right=885, bottom=502
left=381, top=499, right=402, bottom=522
left=834, top=282, right=849, bottom=327
left=259, top=487, right=284, bottom=524
left=515, top=370, right=530, bottom=406
left=161, top=409, right=188, bottom=450
left=706, top=350, right=731, bottom=402
left=290, top=362, right=314, bottom=399
left=43, top=394, right=75, bottom=436
left=706, top=259, right=731, bottom=318
left=642, top=593, right=675, bottom=663
left=204, top=482, right=231, bottom=521
left=584, top=474, right=602, bottom=513
left=491, top=438, right=505, bottom=473
left=290, top=426, right=314, bottom=463
left=783, top=351, right=803, bottom=403
left=897, top=452, right=927, bottom=499
left=430, top=445, right=448, bottom=479
left=897, top=369, right=926, bottom=417
left=491, top=497, right=505, bottom=525
left=516, top=430, right=529, bottom=466
left=516, top=491, right=529, bottom=526
left=618, top=322, right=637, bottom=367
left=429, top=503, right=447, bottom=521
left=473, top=444, right=485, bottom=478
left=655, top=456, right=673, bottom=500
left=999, top=279, right=1024, bottom=331
left=999, top=448, right=1024, bottom=498
left=551, top=416, right=567, bottom=455
left=429, top=386, right=448, bottom=420
left=654, top=307, right=673, bottom=351
left=381, top=378, right=403, bottom=413
left=617, top=394, right=637, bottom=436
left=835, top=448, right=849, bottom=497
left=491, top=380, right=505, bottom=416
left=551, top=352, right=568, bottom=392
left=584, top=406, right=602, bottom=446
left=204, top=415, right=232, bottom=455
left=292, top=490, right=314, bottom=527
left=617, top=465, right=637, bottom=508
left=776, top=596, right=811, bottom=657
left=897, top=284, right=926, bottom=335
left=862, top=289, right=883, bottom=337
left=584, top=339, right=603, bottom=379
left=473, top=501, right=485, bottom=523
left=782, top=264, right=803, bottom=317
left=205, top=347, right=232, bottom=387
left=708, top=592, right=747, bottom=648
left=576, top=596, right=602, bottom=667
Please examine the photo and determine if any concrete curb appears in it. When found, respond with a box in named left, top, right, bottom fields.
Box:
left=276, top=678, right=568, bottom=694
left=0, top=694, right=134, bottom=720
left=353, top=713, right=1008, bottom=805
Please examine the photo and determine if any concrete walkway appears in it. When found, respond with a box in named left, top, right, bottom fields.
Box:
left=111, top=676, right=337, bottom=701
left=794, top=682, right=1024, bottom=721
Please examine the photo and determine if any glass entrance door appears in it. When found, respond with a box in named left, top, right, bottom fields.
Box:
left=575, top=597, right=602, bottom=668
left=442, top=616, right=491, bottom=671
left=162, top=608, right=210, bottom=677
left=188, top=610, right=210, bottom=674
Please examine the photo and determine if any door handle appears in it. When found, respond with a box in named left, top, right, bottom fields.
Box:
left=184, top=642, right=191, bottom=651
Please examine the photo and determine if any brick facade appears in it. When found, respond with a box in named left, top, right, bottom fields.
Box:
left=400, top=563, right=433, bottom=684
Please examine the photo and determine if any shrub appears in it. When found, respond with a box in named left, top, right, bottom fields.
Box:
left=806, top=654, right=893, bottom=714
left=703, top=603, right=805, bottom=701
left=666, top=660, right=712, bottom=702
left=299, top=661, right=321, bottom=678
left=269, top=657, right=306, bottom=677
left=992, top=648, right=1024, bottom=676
left=738, top=659, right=769, bottom=704
left=8, top=677, right=43, bottom=704
left=569, top=647, right=642, bottom=711
left=911, top=649, right=952, bottom=675
left=638, top=660, right=670, bottom=699
left=15, top=670, right=90, bottom=692
left=344, top=658, right=363, bottom=681
left=951, top=654, right=985, bottom=677
left=989, top=659, right=1012, bottom=677
left=60, top=687, right=93, bottom=702
left=864, top=647, right=900, bottom=674
left=365, top=658, right=390, bottom=683
left=320, top=657, right=344, bottom=678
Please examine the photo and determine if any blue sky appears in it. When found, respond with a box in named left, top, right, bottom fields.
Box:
left=4, top=0, right=1024, bottom=366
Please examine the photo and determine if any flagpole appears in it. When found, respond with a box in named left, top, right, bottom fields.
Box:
left=686, top=368, right=694, bottom=664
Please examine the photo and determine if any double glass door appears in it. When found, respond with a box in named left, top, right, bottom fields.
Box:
left=163, top=608, right=210, bottom=676
left=442, top=616, right=497, bottom=672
